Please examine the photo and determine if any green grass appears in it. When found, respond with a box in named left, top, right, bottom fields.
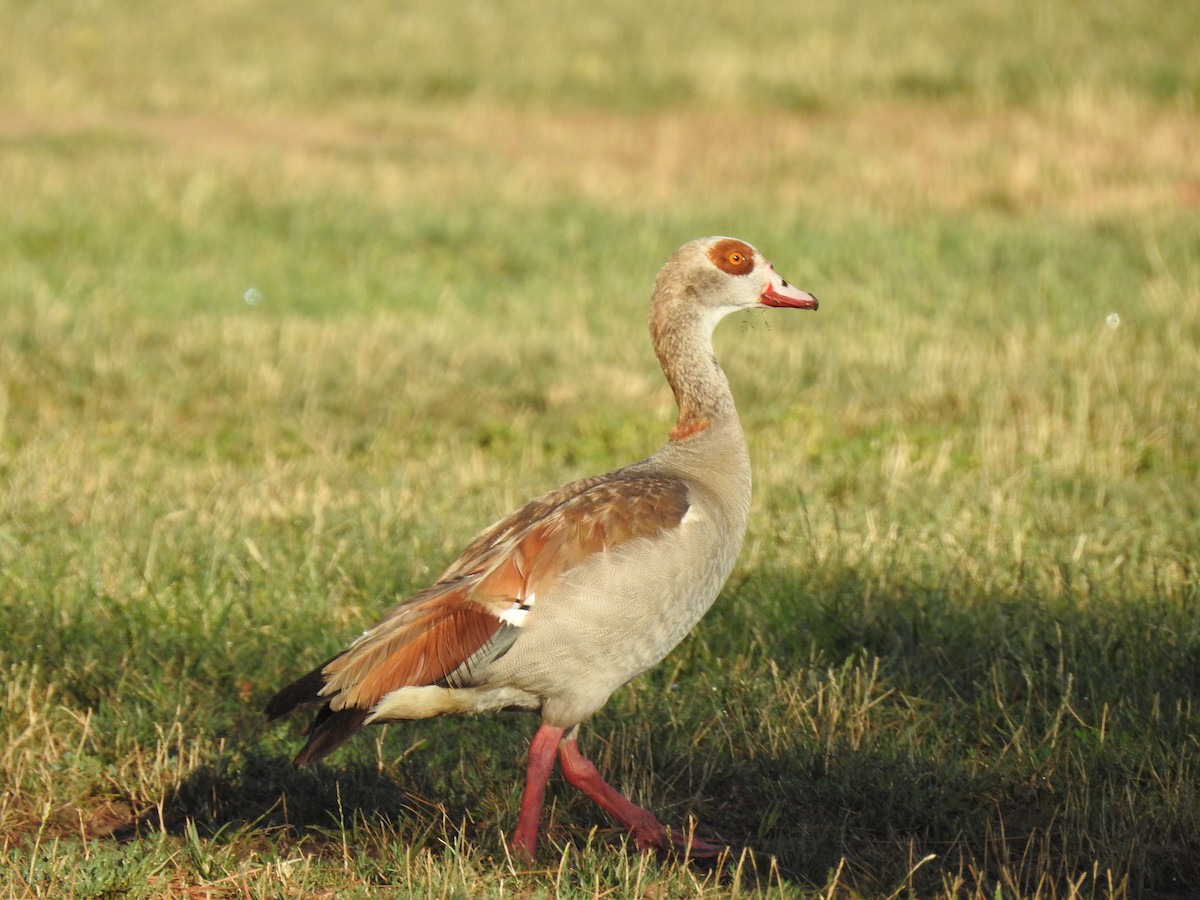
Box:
left=2, top=1, right=1199, bottom=897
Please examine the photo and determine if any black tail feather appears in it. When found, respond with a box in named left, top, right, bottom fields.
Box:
left=264, top=653, right=341, bottom=720
left=292, top=707, right=371, bottom=767
left=265, top=654, right=372, bottom=767
left=265, top=668, right=327, bottom=720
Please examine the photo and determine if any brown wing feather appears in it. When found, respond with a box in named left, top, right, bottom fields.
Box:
left=457, top=470, right=691, bottom=581
left=439, top=472, right=613, bottom=581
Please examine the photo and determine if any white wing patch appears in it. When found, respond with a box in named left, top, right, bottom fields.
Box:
left=497, top=591, right=536, bottom=628
left=498, top=606, right=530, bottom=627
left=680, top=504, right=706, bottom=526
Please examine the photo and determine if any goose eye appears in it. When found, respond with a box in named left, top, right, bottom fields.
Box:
left=708, top=238, right=756, bottom=275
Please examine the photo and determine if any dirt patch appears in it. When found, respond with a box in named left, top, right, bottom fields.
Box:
left=2, top=101, right=1197, bottom=216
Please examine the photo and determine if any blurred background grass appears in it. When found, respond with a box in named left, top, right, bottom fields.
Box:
left=1, top=0, right=1198, bottom=896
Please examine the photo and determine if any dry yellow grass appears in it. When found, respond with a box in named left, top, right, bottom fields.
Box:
left=3, top=96, right=1197, bottom=218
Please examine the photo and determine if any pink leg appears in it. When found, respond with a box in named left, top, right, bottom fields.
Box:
left=557, top=737, right=723, bottom=858
left=510, top=723, right=564, bottom=858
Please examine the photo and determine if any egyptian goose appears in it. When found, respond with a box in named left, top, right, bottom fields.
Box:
left=266, top=236, right=818, bottom=857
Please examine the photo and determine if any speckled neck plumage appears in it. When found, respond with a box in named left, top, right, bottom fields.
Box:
left=650, top=282, right=739, bottom=443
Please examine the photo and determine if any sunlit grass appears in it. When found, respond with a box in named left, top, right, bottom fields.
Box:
left=1, top=0, right=1198, bottom=896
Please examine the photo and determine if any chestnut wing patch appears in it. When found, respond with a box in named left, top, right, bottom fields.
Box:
left=321, top=585, right=516, bottom=710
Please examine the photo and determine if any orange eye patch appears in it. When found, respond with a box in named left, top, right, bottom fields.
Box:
left=707, top=238, right=755, bottom=275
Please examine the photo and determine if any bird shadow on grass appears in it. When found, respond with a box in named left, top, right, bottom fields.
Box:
left=106, top=748, right=418, bottom=845
left=108, top=704, right=564, bottom=849
left=97, top=736, right=799, bottom=896
left=100, top=711, right=804, bottom=890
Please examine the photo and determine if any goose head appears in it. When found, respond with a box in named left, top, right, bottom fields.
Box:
left=656, top=236, right=818, bottom=321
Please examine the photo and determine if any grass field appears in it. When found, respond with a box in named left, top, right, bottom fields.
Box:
left=2, top=0, right=1199, bottom=896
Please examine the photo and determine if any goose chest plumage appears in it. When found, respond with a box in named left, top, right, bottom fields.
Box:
left=266, top=236, right=818, bottom=857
